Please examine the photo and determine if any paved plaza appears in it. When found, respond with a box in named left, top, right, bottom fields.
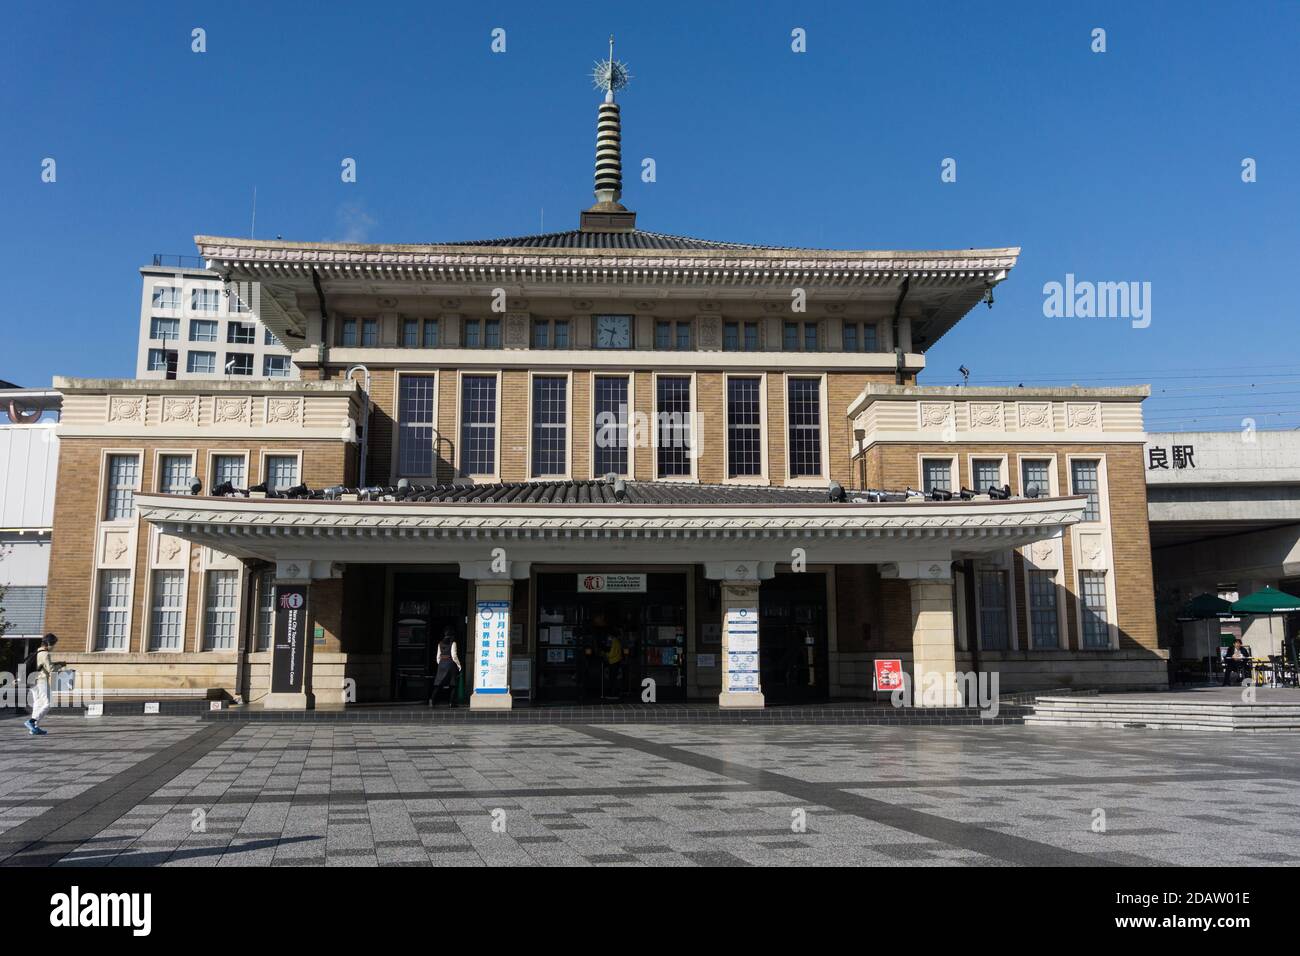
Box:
left=1, top=715, right=1298, bottom=867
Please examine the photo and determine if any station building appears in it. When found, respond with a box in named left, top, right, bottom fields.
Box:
left=39, top=62, right=1163, bottom=709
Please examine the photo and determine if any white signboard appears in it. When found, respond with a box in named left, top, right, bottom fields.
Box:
left=143, top=702, right=160, bottom=715
left=474, top=600, right=511, bottom=695
left=578, top=573, right=647, bottom=594
left=85, top=702, right=104, bottom=718
left=725, top=606, right=761, bottom=692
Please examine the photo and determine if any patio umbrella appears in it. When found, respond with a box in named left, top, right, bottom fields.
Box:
left=1230, top=587, right=1300, bottom=615
left=1183, top=593, right=1234, bottom=619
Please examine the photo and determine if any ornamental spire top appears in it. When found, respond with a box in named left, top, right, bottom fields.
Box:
left=582, top=34, right=636, bottom=231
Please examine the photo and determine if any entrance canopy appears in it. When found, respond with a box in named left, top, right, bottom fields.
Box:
left=135, top=479, right=1086, bottom=569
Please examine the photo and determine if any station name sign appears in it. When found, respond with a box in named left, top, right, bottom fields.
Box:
left=578, top=573, right=647, bottom=594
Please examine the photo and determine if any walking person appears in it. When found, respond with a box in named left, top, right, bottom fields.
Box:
left=428, top=626, right=462, bottom=708
left=23, top=634, right=59, bottom=736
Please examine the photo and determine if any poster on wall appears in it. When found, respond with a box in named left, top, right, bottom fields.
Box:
left=271, top=585, right=309, bottom=694
left=725, top=606, right=760, bottom=692
left=873, top=659, right=905, bottom=692
left=474, top=600, right=510, bottom=694
left=578, top=573, right=647, bottom=593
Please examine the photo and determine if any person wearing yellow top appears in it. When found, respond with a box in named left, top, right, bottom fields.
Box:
left=603, top=633, right=624, bottom=699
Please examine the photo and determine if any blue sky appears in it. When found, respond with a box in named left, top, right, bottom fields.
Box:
left=3, top=1, right=1298, bottom=431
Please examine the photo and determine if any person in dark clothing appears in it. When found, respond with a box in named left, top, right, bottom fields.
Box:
left=1221, top=638, right=1251, bottom=686
left=429, top=626, right=462, bottom=707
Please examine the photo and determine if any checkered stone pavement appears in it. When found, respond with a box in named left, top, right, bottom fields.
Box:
left=3, top=714, right=1299, bottom=866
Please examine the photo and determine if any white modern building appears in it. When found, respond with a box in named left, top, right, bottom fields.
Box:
left=135, top=257, right=297, bottom=381
left=0, top=384, right=61, bottom=645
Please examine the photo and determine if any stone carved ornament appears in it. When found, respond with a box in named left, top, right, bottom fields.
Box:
left=1067, top=402, right=1100, bottom=429
left=920, top=402, right=952, bottom=429
left=266, top=398, right=300, bottom=424
left=161, top=397, right=197, bottom=423
left=968, top=402, right=1003, bottom=429
left=108, top=396, right=144, bottom=423
left=214, top=397, right=249, bottom=423
left=1017, top=402, right=1052, bottom=430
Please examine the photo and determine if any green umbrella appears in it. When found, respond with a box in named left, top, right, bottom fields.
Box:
left=1230, top=587, right=1300, bottom=615
left=1183, top=593, right=1234, bottom=619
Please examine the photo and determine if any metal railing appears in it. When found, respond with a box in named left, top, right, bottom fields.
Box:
left=151, top=254, right=208, bottom=269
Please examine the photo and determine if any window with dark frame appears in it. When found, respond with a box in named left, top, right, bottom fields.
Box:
left=593, top=376, right=629, bottom=476
left=1028, top=570, right=1060, bottom=648
left=148, top=570, right=185, bottom=651
left=105, top=454, right=140, bottom=520
left=973, top=458, right=1002, bottom=492
left=398, top=374, right=437, bottom=477
left=978, top=570, right=1010, bottom=649
left=922, top=458, right=953, bottom=494
left=1071, top=459, right=1102, bottom=521
left=1021, top=458, right=1051, bottom=496
left=655, top=376, right=692, bottom=477
left=787, top=378, right=823, bottom=477
left=531, top=376, right=568, bottom=477
left=1079, top=570, right=1110, bottom=647
left=726, top=377, right=763, bottom=478
left=460, top=375, right=497, bottom=475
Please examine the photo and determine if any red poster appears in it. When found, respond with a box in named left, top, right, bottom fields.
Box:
left=874, top=659, right=904, bottom=691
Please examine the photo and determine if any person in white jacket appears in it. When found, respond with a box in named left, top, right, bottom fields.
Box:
left=24, top=634, right=59, bottom=736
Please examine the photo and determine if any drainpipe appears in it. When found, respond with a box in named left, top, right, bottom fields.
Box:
left=346, top=365, right=372, bottom=487
left=891, top=276, right=911, bottom=385
left=311, top=268, right=330, bottom=379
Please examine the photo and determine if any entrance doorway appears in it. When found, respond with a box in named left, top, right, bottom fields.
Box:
left=759, top=572, right=830, bottom=702
left=534, top=571, right=688, bottom=702
left=391, top=572, right=467, bottom=702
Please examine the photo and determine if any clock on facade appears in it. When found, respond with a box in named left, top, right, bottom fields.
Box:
left=594, top=314, right=632, bottom=349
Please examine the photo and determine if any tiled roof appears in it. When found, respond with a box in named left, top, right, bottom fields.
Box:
left=328, top=480, right=838, bottom=505
left=446, top=229, right=797, bottom=251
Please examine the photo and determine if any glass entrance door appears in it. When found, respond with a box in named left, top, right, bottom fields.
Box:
left=391, top=572, right=468, bottom=702
left=759, top=572, right=830, bottom=702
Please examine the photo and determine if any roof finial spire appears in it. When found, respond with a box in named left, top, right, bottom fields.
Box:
left=584, top=35, right=636, bottom=230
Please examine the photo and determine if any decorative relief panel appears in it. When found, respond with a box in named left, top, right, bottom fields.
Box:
left=153, top=530, right=188, bottom=569
left=214, top=397, right=250, bottom=425
left=1016, top=402, right=1053, bottom=430
left=918, top=402, right=955, bottom=430
left=108, top=396, right=145, bottom=424
left=697, top=315, right=722, bottom=350
left=98, top=527, right=135, bottom=569
left=1022, top=537, right=1062, bottom=571
left=265, top=397, right=303, bottom=426
left=504, top=313, right=529, bottom=349
left=1066, top=402, right=1101, bottom=430
left=161, top=396, right=198, bottom=424
left=1076, top=532, right=1108, bottom=570
left=967, top=402, right=1004, bottom=430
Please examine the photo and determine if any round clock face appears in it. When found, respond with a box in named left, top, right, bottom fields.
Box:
left=596, top=316, right=631, bottom=349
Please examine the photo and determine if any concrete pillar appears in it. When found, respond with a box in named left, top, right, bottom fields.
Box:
left=909, top=578, right=962, bottom=706
left=705, top=561, right=774, bottom=709
left=459, top=559, right=531, bottom=711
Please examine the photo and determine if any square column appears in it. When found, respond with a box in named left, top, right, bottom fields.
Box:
left=705, top=562, right=774, bottom=709
left=460, top=559, right=530, bottom=711
left=908, top=578, right=962, bottom=706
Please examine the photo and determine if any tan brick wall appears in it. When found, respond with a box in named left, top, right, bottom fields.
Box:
left=45, top=437, right=351, bottom=655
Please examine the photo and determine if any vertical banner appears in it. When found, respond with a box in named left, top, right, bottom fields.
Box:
left=271, top=584, right=309, bottom=694
left=725, top=606, right=760, bottom=692
left=474, top=600, right=510, bottom=694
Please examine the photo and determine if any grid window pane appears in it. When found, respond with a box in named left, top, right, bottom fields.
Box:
left=187, top=351, right=215, bottom=374
left=484, top=319, right=500, bottom=348
left=105, top=454, right=139, bottom=520
left=159, top=455, right=192, bottom=495
left=974, top=459, right=1002, bottom=492
left=553, top=320, right=569, bottom=348
left=724, top=323, right=739, bottom=352
left=676, top=323, right=691, bottom=350
left=212, top=454, right=245, bottom=489
left=783, top=322, right=798, bottom=350
left=402, top=319, right=419, bottom=347
left=422, top=319, right=440, bottom=348
left=1079, top=570, right=1110, bottom=647
left=149, top=569, right=185, bottom=651
left=744, top=322, right=759, bottom=351
left=95, top=569, right=132, bottom=650
left=340, top=319, right=357, bottom=346
left=532, top=320, right=549, bottom=349
left=463, top=319, right=480, bottom=348
left=656, top=376, right=693, bottom=477
left=655, top=321, right=671, bottom=349
left=225, top=353, right=253, bottom=375
left=842, top=324, right=858, bottom=351
left=1021, top=459, right=1051, bottom=497
left=727, top=377, right=763, bottom=478
left=256, top=570, right=274, bottom=651
left=593, top=377, right=629, bottom=476
left=862, top=323, right=878, bottom=351
left=265, top=455, right=299, bottom=492
left=147, top=348, right=169, bottom=371
left=787, top=378, right=823, bottom=477
left=460, top=376, right=497, bottom=475
left=150, top=317, right=179, bottom=341
left=203, top=570, right=239, bottom=650
left=153, top=285, right=180, bottom=309
left=1071, top=460, right=1101, bottom=521
left=531, top=376, right=568, bottom=477
left=263, top=355, right=290, bottom=377
left=362, top=319, right=378, bottom=346
left=398, top=374, right=437, bottom=477
left=1029, top=570, right=1060, bottom=648
left=978, top=570, right=1010, bottom=649
left=191, top=289, right=220, bottom=312
left=804, top=324, right=819, bottom=351
left=227, top=322, right=254, bottom=344
left=922, top=459, right=952, bottom=494
left=190, top=319, right=217, bottom=342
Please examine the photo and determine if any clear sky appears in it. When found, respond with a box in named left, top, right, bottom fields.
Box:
left=3, top=1, right=1297, bottom=431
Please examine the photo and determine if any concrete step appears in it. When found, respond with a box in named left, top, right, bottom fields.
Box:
left=1027, top=694, right=1300, bottom=731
